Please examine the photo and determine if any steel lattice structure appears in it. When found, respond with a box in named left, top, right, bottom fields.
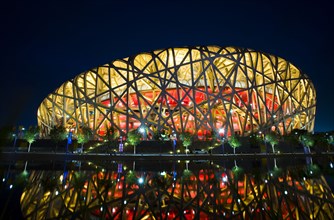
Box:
left=37, top=46, right=316, bottom=138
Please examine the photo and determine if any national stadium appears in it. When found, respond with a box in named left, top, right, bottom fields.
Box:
left=37, top=46, right=316, bottom=138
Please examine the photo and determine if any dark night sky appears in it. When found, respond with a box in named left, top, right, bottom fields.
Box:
left=0, top=0, right=333, bottom=132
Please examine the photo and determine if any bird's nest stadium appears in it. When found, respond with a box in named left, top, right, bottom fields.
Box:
left=37, top=46, right=316, bottom=138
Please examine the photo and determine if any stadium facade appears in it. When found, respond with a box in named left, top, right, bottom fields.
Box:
left=37, top=46, right=316, bottom=138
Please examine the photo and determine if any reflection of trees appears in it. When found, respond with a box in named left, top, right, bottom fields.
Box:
left=228, top=135, right=241, bottom=167
left=299, top=133, right=315, bottom=165
left=20, top=165, right=334, bottom=219
left=40, top=172, right=58, bottom=192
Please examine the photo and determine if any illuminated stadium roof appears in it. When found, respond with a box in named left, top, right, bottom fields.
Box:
left=37, top=46, right=316, bottom=138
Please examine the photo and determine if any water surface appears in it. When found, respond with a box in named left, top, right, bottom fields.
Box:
left=1, top=156, right=333, bottom=219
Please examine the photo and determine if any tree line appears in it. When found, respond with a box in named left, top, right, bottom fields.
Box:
left=0, top=125, right=333, bottom=155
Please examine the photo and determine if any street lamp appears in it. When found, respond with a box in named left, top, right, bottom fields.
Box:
left=171, top=132, right=177, bottom=155
left=66, top=131, right=72, bottom=153
left=12, top=134, right=17, bottom=152
left=139, top=127, right=145, bottom=133
left=118, top=136, right=123, bottom=153
left=219, top=128, right=225, bottom=154
left=139, top=126, right=146, bottom=140
left=138, top=177, right=144, bottom=185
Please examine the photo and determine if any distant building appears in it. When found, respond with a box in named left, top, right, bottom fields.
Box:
left=37, top=46, right=316, bottom=138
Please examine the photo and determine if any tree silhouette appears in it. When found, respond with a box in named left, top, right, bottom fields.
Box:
left=23, top=126, right=40, bottom=153
left=299, top=133, right=314, bottom=156
left=23, top=126, right=39, bottom=171
left=228, top=135, right=241, bottom=167
left=228, top=135, right=241, bottom=155
left=327, top=135, right=334, bottom=152
left=77, top=126, right=93, bottom=153
left=127, top=129, right=141, bottom=154
left=264, top=132, right=279, bottom=154
left=328, top=135, right=334, bottom=145
left=299, top=133, right=314, bottom=164
left=180, top=132, right=193, bottom=155
left=104, top=124, right=118, bottom=153
left=49, top=125, right=67, bottom=152
left=0, top=125, right=16, bottom=149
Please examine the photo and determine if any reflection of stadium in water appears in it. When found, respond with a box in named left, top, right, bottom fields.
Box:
left=20, top=160, right=334, bottom=219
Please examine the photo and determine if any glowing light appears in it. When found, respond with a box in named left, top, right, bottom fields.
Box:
left=138, top=177, right=144, bottom=184
left=9, top=184, right=13, bottom=189
left=139, top=127, right=145, bottom=133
